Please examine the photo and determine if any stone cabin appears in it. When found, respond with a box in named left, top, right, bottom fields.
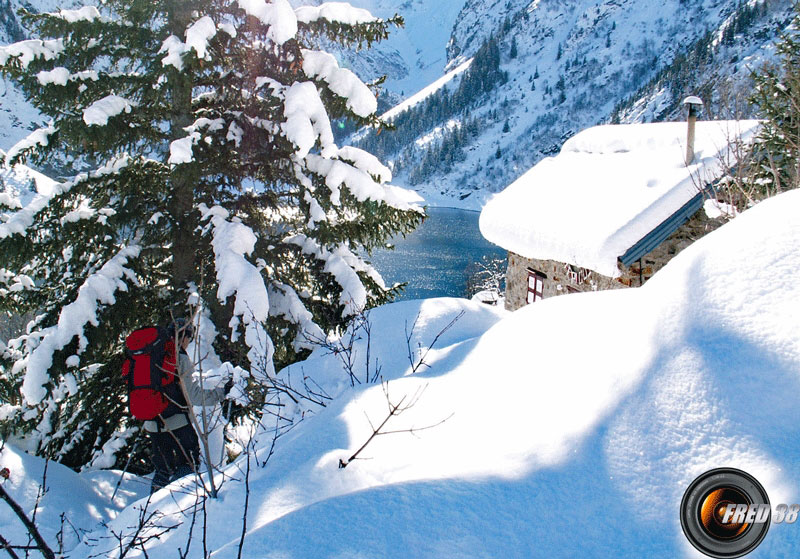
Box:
left=479, top=119, right=761, bottom=311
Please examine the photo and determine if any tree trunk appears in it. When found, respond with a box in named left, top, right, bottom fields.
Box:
left=167, top=1, right=199, bottom=299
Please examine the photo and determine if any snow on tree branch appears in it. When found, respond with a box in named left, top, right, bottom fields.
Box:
left=238, top=0, right=297, bottom=45
left=35, top=67, right=69, bottom=85
left=168, top=132, right=200, bottom=165
left=5, top=123, right=56, bottom=165
left=302, top=49, right=377, bottom=117
left=168, top=118, right=227, bottom=164
left=159, top=16, right=218, bottom=70
left=159, top=35, right=186, bottom=70
left=336, top=146, right=392, bottom=183
left=35, top=68, right=100, bottom=86
left=1, top=154, right=131, bottom=239
left=184, top=16, right=217, bottom=60
left=295, top=2, right=378, bottom=25
left=267, top=281, right=325, bottom=350
left=83, top=95, right=138, bottom=127
left=305, top=153, right=423, bottom=210
left=53, top=6, right=108, bottom=24
left=199, top=204, right=274, bottom=375
left=87, top=427, right=137, bottom=470
left=0, top=39, right=64, bottom=68
left=285, top=234, right=369, bottom=316
left=60, top=198, right=116, bottom=226
left=0, top=271, right=35, bottom=296
left=17, top=245, right=141, bottom=405
left=283, top=81, right=336, bottom=158
left=304, top=190, right=327, bottom=228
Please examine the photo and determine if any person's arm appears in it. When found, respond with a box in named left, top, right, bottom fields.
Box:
left=177, top=352, right=226, bottom=407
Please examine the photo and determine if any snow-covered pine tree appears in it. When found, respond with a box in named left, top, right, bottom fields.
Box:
left=746, top=3, right=800, bottom=200
left=0, top=0, right=422, bottom=470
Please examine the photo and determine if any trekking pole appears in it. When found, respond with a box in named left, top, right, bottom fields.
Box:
left=111, top=426, right=144, bottom=502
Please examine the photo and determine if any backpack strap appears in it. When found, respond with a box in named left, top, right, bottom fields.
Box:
left=147, top=329, right=168, bottom=390
left=123, top=354, right=136, bottom=393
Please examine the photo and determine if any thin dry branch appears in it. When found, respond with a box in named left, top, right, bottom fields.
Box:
left=406, top=311, right=465, bottom=374
left=338, top=382, right=452, bottom=469
left=0, top=484, right=55, bottom=559
left=0, top=532, right=21, bottom=559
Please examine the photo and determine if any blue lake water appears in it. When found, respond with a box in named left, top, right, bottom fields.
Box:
left=366, top=207, right=507, bottom=301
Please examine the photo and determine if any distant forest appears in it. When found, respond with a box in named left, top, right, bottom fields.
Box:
left=356, top=34, right=508, bottom=185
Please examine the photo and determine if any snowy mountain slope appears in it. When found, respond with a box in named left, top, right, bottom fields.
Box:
left=349, top=0, right=466, bottom=97
left=614, top=1, right=792, bottom=123
left=360, top=0, right=795, bottom=208
left=0, top=0, right=84, bottom=150
left=291, top=0, right=468, bottom=111
left=31, top=188, right=799, bottom=558
left=381, top=57, right=472, bottom=120
left=445, top=0, right=528, bottom=67
left=0, top=0, right=464, bottom=150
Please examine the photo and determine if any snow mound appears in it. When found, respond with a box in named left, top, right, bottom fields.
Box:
left=0, top=445, right=145, bottom=552
left=60, top=191, right=800, bottom=558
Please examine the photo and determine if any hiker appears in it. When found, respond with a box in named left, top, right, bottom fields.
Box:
left=123, top=318, right=231, bottom=492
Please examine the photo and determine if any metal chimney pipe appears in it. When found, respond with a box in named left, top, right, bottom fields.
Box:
left=683, top=96, right=703, bottom=165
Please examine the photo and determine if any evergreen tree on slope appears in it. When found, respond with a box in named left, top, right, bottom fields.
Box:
left=0, top=0, right=422, bottom=470
left=747, top=3, right=800, bottom=199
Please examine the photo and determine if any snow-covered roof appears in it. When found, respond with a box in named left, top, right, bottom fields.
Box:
left=479, top=120, right=762, bottom=277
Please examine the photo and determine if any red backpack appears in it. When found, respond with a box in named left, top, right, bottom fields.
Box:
left=122, top=327, right=185, bottom=420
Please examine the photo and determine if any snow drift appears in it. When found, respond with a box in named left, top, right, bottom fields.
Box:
left=5, top=190, right=800, bottom=558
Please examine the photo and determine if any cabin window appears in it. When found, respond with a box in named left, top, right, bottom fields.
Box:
left=526, top=269, right=545, bottom=304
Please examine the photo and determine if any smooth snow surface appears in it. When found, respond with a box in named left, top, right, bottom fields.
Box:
left=29, top=189, right=797, bottom=558
left=381, top=58, right=473, bottom=121
left=0, top=445, right=146, bottom=552
left=480, top=120, right=761, bottom=277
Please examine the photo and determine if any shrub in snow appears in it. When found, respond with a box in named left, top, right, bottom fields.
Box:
left=0, top=1, right=423, bottom=470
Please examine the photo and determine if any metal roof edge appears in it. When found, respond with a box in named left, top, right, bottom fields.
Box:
left=619, top=190, right=708, bottom=267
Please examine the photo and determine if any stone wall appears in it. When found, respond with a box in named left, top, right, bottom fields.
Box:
left=504, top=208, right=725, bottom=311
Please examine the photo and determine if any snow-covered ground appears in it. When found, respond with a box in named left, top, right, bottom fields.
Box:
left=0, top=444, right=146, bottom=552
left=3, top=189, right=800, bottom=557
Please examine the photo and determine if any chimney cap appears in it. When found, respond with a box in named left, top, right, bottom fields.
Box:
left=683, top=96, right=703, bottom=107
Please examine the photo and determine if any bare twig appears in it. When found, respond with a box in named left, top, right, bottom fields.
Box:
left=338, top=382, right=452, bottom=469
left=110, top=492, right=179, bottom=559
left=201, top=491, right=208, bottom=559
left=111, top=428, right=145, bottom=502
left=0, top=532, right=21, bottom=559
left=236, top=445, right=251, bottom=559
left=406, top=311, right=465, bottom=374
left=0, top=484, right=55, bottom=559
left=26, top=458, right=49, bottom=559
left=178, top=487, right=204, bottom=559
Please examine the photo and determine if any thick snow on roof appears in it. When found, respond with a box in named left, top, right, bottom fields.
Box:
left=480, top=120, right=761, bottom=277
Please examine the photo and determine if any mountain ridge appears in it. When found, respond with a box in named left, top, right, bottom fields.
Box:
left=1, top=1, right=794, bottom=211
left=354, top=0, right=794, bottom=209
